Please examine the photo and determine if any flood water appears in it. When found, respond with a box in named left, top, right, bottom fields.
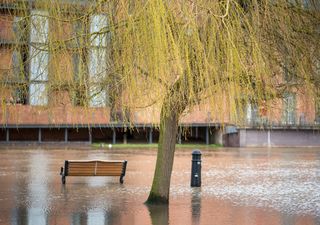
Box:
left=0, top=147, right=319, bottom=225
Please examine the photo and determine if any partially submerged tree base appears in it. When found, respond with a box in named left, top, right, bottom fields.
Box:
left=145, top=108, right=180, bottom=205
left=145, top=194, right=169, bottom=205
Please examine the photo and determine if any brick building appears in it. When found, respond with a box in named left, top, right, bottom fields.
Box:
left=0, top=0, right=319, bottom=146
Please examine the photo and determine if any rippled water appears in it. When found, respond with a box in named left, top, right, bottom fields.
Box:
left=0, top=147, right=319, bottom=225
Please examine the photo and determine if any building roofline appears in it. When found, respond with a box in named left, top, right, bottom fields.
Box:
left=0, top=123, right=224, bottom=129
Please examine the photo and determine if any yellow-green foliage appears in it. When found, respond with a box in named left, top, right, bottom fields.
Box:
left=0, top=0, right=319, bottom=124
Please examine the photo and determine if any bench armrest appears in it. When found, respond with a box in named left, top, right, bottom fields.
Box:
left=120, top=160, right=128, bottom=184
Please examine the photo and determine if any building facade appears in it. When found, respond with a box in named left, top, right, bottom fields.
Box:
left=0, top=0, right=319, bottom=146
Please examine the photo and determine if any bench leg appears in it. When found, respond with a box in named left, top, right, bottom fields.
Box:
left=120, top=175, right=124, bottom=184
left=60, top=167, right=66, bottom=184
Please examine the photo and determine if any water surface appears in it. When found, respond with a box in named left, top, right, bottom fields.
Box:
left=0, top=147, right=319, bottom=225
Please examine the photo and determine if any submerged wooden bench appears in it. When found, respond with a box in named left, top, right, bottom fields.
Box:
left=60, top=160, right=127, bottom=184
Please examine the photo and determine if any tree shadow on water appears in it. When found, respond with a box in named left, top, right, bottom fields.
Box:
left=146, top=204, right=169, bottom=225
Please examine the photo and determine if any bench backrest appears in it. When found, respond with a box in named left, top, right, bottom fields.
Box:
left=64, top=160, right=126, bottom=177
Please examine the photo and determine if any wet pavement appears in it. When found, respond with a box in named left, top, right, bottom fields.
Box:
left=0, top=147, right=319, bottom=225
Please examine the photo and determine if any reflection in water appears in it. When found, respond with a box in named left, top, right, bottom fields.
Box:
left=87, top=177, right=109, bottom=187
left=87, top=209, right=106, bottom=225
left=11, top=207, right=28, bottom=225
left=72, top=212, right=87, bottom=225
left=28, top=208, right=48, bottom=225
left=27, top=153, right=50, bottom=225
left=1, top=148, right=320, bottom=225
left=147, top=204, right=169, bottom=225
left=71, top=209, right=117, bottom=225
left=11, top=174, right=28, bottom=225
left=281, top=213, right=295, bottom=225
left=191, top=188, right=201, bottom=225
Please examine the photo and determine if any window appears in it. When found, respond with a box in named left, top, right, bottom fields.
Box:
left=288, top=0, right=313, bottom=8
left=13, top=16, right=26, bottom=43
left=9, top=16, right=28, bottom=104
left=29, top=10, right=49, bottom=106
left=283, top=63, right=297, bottom=83
left=246, top=103, right=259, bottom=125
left=282, top=92, right=296, bottom=125
left=11, top=49, right=27, bottom=104
left=88, top=14, right=109, bottom=107
left=71, top=20, right=87, bottom=106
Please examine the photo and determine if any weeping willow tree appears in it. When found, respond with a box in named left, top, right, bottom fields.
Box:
left=0, top=0, right=319, bottom=203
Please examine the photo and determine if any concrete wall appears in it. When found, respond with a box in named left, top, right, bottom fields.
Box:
left=223, top=133, right=240, bottom=147
left=238, top=129, right=320, bottom=147
left=212, top=129, right=223, bottom=145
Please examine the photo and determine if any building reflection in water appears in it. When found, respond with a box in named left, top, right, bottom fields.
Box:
left=73, top=209, right=125, bottom=225
left=3, top=149, right=320, bottom=225
left=9, top=152, right=50, bottom=225
left=87, top=209, right=107, bottom=225
left=28, top=153, right=50, bottom=225
left=12, top=207, right=112, bottom=225
left=71, top=209, right=119, bottom=225
left=11, top=207, right=27, bottom=225
left=72, top=212, right=87, bottom=225
left=11, top=177, right=28, bottom=225
left=28, top=208, right=48, bottom=225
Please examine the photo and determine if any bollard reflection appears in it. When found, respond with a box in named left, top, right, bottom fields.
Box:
left=191, top=188, right=201, bottom=225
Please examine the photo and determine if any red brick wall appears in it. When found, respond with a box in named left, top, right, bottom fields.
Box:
left=0, top=105, right=111, bottom=125
left=0, top=14, right=14, bottom=41
left=0, top=8, right=318, bottom=128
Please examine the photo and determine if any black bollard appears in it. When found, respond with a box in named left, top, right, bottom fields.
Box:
left=191, top=149, right=202, bottom=187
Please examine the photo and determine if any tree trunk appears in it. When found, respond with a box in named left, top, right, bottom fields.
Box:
left=146, top=78, right=189, bottom=204
left=146, top=107, right=179, bottom=204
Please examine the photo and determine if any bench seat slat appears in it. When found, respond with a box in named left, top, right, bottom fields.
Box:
left=68, top=170, right=123, bottom=174
left=67, top=173, right=123, bottom=176
left=68, top=165, right=123, bottom=168
left=67, top=171, right=123, bottom=175
left=68, top=165, right=96, bottom=168
left=95, top=169, right=123, bottom=172
left=68, top=166, right=123, bottom=170
left=96, top=168, right=123, bottom=171
left=68, top=174, right=121, bottom=176
left=68, top=167, right=123, bottom=171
